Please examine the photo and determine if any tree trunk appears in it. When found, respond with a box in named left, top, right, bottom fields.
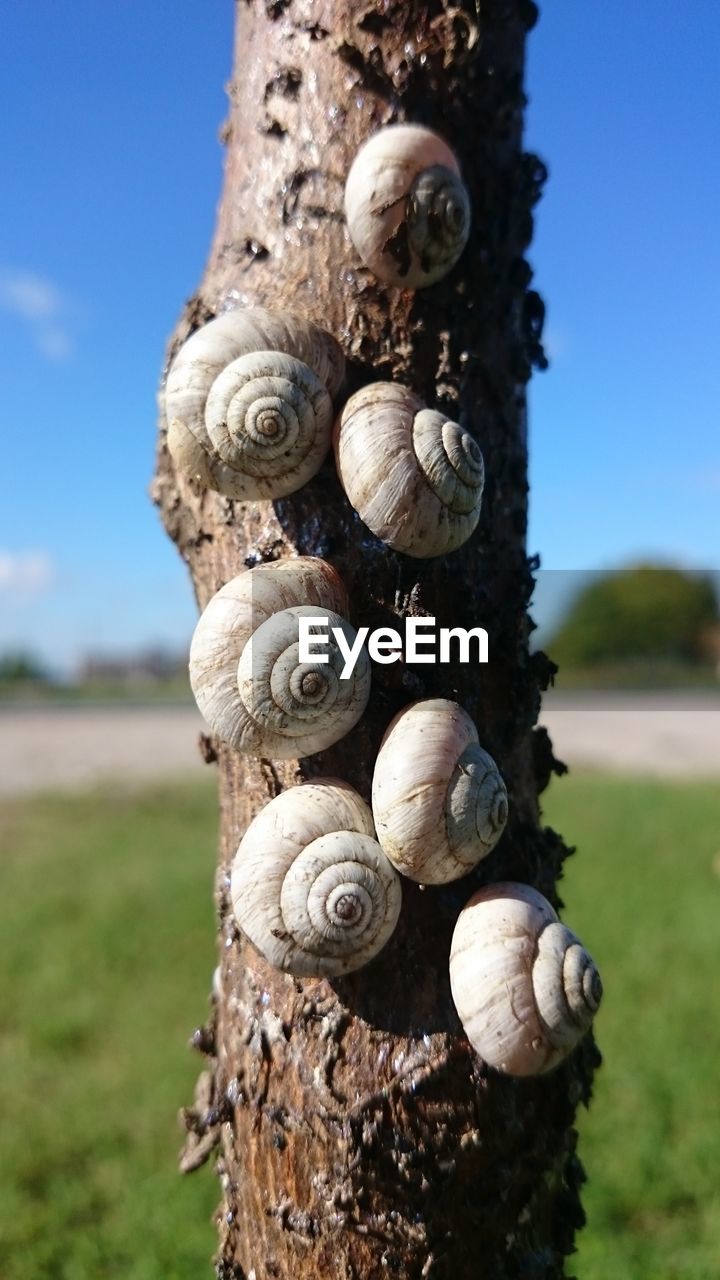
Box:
left=153, top=2, right=599, bottom=1276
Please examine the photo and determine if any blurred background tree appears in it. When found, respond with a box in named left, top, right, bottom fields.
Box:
left=0, top=651, right=48, bottom=686
left=549, top=565, right=720, bottom=679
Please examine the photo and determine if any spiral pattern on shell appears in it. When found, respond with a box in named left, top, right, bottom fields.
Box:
left=407, top=165, right=471, bottom=274
left=344, top=124, right=471, bottom=288
left=532, top=922, right=603, bottom=1051
left=231, top=781, right=402, bottom=976
left=334, top=383, right=484, bottom=557
left=372, top=700, right=508, bottom=884
left=189, top=558, right=370, bottom=760
left=449, top=883, right=602, bottom=1077
left=165, top=307, right=345, bottom=499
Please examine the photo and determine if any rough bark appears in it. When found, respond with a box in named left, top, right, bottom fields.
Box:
left=153, top=2, right=599, bottom=1277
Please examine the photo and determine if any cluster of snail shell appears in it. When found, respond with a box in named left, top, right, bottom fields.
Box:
left=164, top=125, right=483, bottom=560
left=174, top=125, right=601, bottom=1077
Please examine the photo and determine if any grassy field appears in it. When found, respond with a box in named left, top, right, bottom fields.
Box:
left=544, top=775, right=720, bottom=1280
left=0, top=782, right=219, bottom=1278
left=1, top=775, right=718, bottom=1277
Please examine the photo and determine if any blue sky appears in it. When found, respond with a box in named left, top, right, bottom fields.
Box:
left=1, top=1, right=718, bottom=672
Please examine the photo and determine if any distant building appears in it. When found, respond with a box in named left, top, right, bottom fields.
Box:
left=78, top=648, right=188, bottom=685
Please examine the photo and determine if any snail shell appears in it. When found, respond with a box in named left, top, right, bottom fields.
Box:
left=165, top=307, right=345, bottom=499
left=334, top=383, right=484, bottom=557
left=372, top=700, right=508, bottom=884
left=189, top=558, right=371, bottom=759
left=345, top=124, right=471, bottom=288
left=449, top=883, right=602, bottom=1077
left=231, top=779, right=402, bottom=976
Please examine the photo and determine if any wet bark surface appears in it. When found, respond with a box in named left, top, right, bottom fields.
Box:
left=153, top=2, right=600, bottom=1276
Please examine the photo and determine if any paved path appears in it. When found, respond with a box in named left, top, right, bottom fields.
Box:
left=0, top=706, right=207, bottom=797
left=0, top=694, right=719, bottom=796
left=539, top=692, right=720, bottom=778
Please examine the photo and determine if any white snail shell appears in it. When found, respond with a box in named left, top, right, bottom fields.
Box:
left=449, top=883, right=602, bottom=1077
left=165, top=307, right=345, bottom=499
left=345, top=124, right=471, bottom=288
left=231, top=779, right=402, bottom=976
left=372, top=700, right=508, bottom=884
left=334, top=383, right=484, bottom=557
left=189, top=558, right=371, bottom=759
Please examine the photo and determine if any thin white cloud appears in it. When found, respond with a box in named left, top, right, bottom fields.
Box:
left=0, top=551, right=54, bottom=595
left=0, top=268, right=78, bottom=362
left=0, top=270, right=64, bottom=321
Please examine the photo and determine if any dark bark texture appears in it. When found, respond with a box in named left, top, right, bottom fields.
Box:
left=153, top=2, right=600, bottom=1276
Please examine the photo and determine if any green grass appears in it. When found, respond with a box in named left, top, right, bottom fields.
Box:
left=1, top=775, right=719, bottom=1277
left=544, top=774, right=720, bottom=1279
left=0, top=781, right=219, bottom=1278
